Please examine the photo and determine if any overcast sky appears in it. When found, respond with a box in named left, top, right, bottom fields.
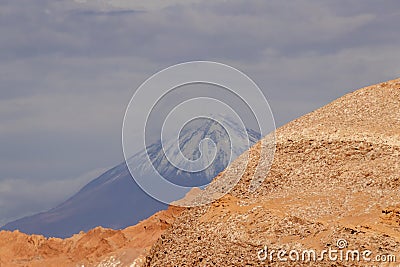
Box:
left=1, top=0, right=400, bottom=226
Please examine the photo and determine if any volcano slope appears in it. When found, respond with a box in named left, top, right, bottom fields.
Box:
left=146, top=78, right=400, bottom=266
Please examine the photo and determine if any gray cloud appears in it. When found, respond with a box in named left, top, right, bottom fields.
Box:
left=0, top=167, right=107, bottom=226
left=0, top=0, right=399, bottom=225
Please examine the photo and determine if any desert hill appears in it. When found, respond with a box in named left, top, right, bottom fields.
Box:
left=145, top=78, right=400, bottom=266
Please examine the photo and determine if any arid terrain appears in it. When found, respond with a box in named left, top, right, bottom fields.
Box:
left=0, top=78, right=399, bottom=266
left=0, top=206, right=183, bottom=266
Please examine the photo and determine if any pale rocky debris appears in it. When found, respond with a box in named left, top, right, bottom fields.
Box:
left=145, top=78, right=400, bottom=266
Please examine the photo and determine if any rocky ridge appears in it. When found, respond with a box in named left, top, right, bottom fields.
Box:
left=0, top=206, right=183, bottom=267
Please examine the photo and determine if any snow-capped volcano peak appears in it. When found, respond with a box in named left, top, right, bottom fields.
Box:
left=128, top=114, right=261, bottom=187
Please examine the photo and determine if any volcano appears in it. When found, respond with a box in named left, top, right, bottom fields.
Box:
left=1, top=115, right=260, bottom=238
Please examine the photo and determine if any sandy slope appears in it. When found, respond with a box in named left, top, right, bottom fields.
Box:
left=0, top=206, right=183, bottom=267
left=145, top=78, right=400, bottom=266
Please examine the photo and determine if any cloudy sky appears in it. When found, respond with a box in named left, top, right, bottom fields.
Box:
left=1, top=0, right=400, bottom=226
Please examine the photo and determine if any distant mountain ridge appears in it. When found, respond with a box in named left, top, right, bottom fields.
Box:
left=1, top=115, right=261, bottom=238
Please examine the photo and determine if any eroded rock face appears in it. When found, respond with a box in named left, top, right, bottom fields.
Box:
left=145, top=78, right=400, bottom=266
left=0, top=206, right=183, bottom=267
